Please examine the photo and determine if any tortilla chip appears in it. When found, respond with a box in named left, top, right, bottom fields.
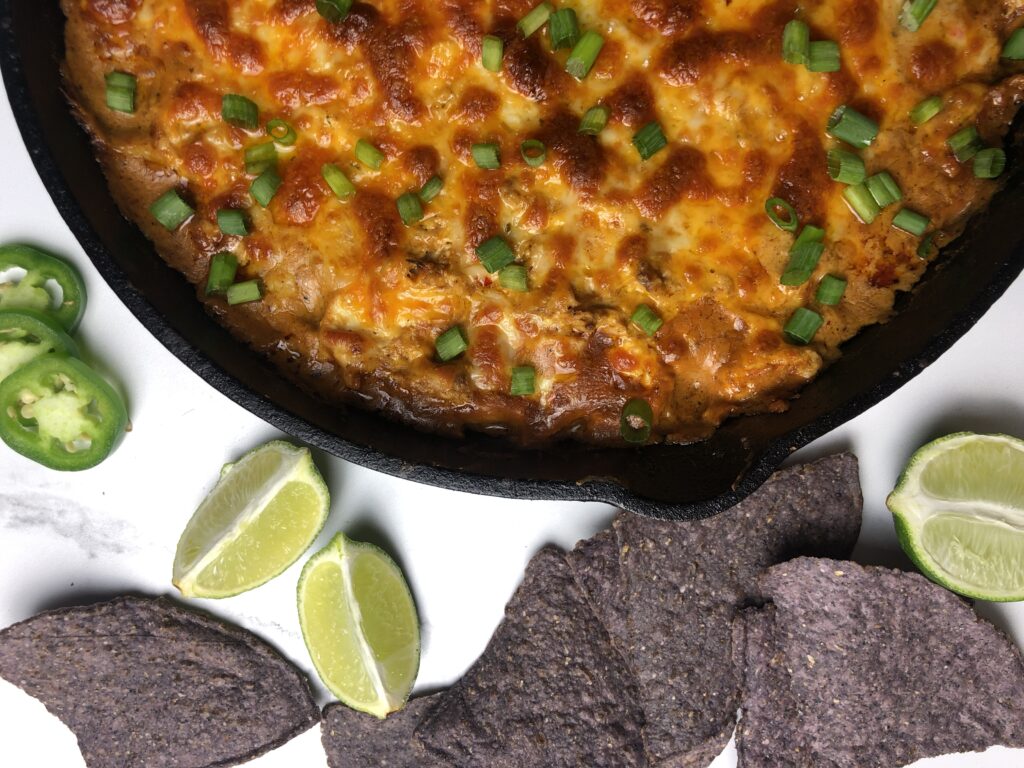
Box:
left=735, top=606, right=805, bottom=768
left=739, top=557, right=1024, bottom=767
left=416, top=545, right=646, bottom=767
left=614, top=453, right=862, bottom=766
left=0, top=596, right=319, bottom=768
left=565, top=526, right=629, bottom=651
left=322, top=695, right=444, bottom=767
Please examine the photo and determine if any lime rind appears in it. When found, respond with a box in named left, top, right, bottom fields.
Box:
left=297, top=532, right=420, bottom=718
left=173, top=440, right=330, bottom=599
left=887, top=432, right=1024, bottom=602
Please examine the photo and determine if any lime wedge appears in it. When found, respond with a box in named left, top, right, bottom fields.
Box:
left=297, top=532, right=420, bottom=718
left=173, top=441, right=329, bottom=599
left=887, top=432, right=1024, bottom=601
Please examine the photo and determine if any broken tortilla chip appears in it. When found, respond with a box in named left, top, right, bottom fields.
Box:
left=415, top=545, right=646, bottom=767
left=0, top=596, right=319, bottom=768
left=738, top=557, right=1024, bottom=767
left=322, top=694, right=444, bottom=768
left=613, top=453, right=862, bottom=766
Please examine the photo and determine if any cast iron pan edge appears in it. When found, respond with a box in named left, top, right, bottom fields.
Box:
left=2, top=1, right=1023, bottom=520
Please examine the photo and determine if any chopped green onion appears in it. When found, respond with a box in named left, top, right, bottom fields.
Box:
left=322, top=163, right=356, bottom=199
left=973, top=148, right=1007, bottom=179
left=517, top=2, right=553, bottom=37
left=782, top=20, right=810, bottom=65
left=396, top=192, right=424, bottom=226
left=205, top=252, right=238, bottom=295
left=226, top=280, right=263, bottom=305
left=807, top=40, right=841, bottom=72
left=843, top=182, right=881, bottom=223
left=784, top=307, right=823, bottom=345
left=865, top=172, right=903, bottom=207
left=316, top=0, right=352, bottom=23
left=472, top=142, right=501, bottom=170
left=631, top=304, right=663, bottom=336
left=947, top=125, right=983, bottom=162
left=892, top=207, right=930, bottom=236
left=633, top=121, right=668, bottom=160
left=250, top=168, right=282, bottom=208
left=510, top=365, right=536, bottom=396
left=355, top=138, right=385, bottom=169
left=499, top=264, right=529, bottom=292
left=419, top=175, right=444, bottom=203
left=620, top=398, right=653, bottom=444
left=520, top=139, right=547, bottom=167
left=579, top=105, right=611, bottom=135
left=266, top=119, right=297, bottom=146
left=1003, top=28, right=1024, bottom=59
left=765, top=197, right=799, bottom=232
left=244, top=141, right=278, bottom=174
left=105, top=72, right=136, bottom=113
left=780, top=241, right=824, bottom=286
left=476, top=236, right=516, bottom=273
left=482, top=35, right=504, bottom=72
left=900, top=0, right=937, bottom=32
left=149, top=189, right=194, bottom=230
left=827, top=149, right=867, bottom=185
left=910, top=96, right=943, bottom=125
left=217, top=209, right=249, bottom=236
left=827, top=105, right=879, bottom=148
left=549, top=8, right=580, bottom=50
left=794, top=224, right=825, bottom=247
left=816, top=274, right=847, bottom=306
left=565, top=31, right=604, bottom=80
left=221, top=94, right=259, bottom=130
left=917, top=231, right=939, bottom=258
left=435, top=326, right=468, bottom=361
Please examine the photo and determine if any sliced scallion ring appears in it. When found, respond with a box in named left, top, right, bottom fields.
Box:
left=150, top=189, right=194, bottom=231
left=579, top=105, right=611, bottom=135
left=973, top=148, right=1007, bottom=179
left=807, top=40, right=841, bottom=72
left=815, top=275, right=847, bottom=306
left=217, top=209, right=249, bottom=236
left=250, top=168, right=282, bottom=208
left=419, top=175, right=444, bottom=203
left=509, top=365, right=536, bottom=396
left=226, top=279, right=263, bottom=306
left=548, top=8, right=580, bottom=50
left=435, top=326, right=468, bottom=361
left=244, top=141, right=278, bottom=175
left=482, top=35, right=504, bottom=72
left=221, top=94, right=259, bottom=130
left=476, top=236, right=515, bottom=273
left=105, top=71, right=137, bottom=113
left=499, top=264, right=529, bottom=292
left=784, top=307, right=823, bottom=345
left=827, top=105, right=879, bottom=148
left=910, top=96, right=942, bottom=125
left=520, top=139, right=547, bottom=167
left=472, top=142, right=501, bottom=170
left=765, top=197, right=799, bottom=232
left=322, top=163, right=356, bottom=199
left=266, top=119, right=297, bottom=146
left=630, top=304, right=663, bottom=336
left=782, top=20, right=810, bottom=65
left=900, top=0, right=937, bottom=32
left=565, top=31, right=604, bottom=80
left=632, top=121, right=668, bottom=161
left=620, top=398, right=653, bottom=444
left=355, top=138, right=385, bottom=169
left=1003, top=28, right=1024, bottom=59
left=843, top=182, right=881, bottom=223
left=892, top=207, right=930, bottom=236
left=205, top=252, right=239, bottom=296
left=517, top=2, right=553, bottom=37
left=947, top=126, right=983, bottom=163
left=316, top=0, right=352, bottom=23
left=827, top=149, right=867, bottom=185
left=865, top=172, right=903, bottom=207
left=780, top=241, right=824, bottom=286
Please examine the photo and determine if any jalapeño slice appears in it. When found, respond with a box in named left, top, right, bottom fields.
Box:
left=0, top=244, right=87, bottom=331
left=0, top=355, right=128, bottom=471
left=0, top=309, right=80, bottom=383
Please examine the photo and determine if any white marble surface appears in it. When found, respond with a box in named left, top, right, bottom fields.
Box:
left=1, top=75, right=1023, bottom=767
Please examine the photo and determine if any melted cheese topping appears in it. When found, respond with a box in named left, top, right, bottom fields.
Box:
left=66, top=0, right=1022, bottom=442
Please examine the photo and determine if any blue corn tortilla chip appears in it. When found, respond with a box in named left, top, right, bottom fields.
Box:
left=613, top=453, right=862, bottom=766
left=415, top=545, right=646, bottom=767
left=565, top=526, right=629, bottom=652
left=322, top=694, right=445, bottom=768
left=0, top=596, right=319, bottom=768
left=740, top=557, right=1024, bottom=767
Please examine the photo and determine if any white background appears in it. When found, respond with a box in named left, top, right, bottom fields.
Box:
left=1, top=78, right=1023, bottom=767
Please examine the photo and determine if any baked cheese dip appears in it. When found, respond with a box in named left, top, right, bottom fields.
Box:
left=62, top=0, right=1024, bottom=443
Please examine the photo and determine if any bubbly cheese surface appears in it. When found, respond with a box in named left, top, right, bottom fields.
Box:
left=65, top=0, right=1022, bottom=442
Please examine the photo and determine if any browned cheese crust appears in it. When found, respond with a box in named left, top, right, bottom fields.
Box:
left=62, top=0, right=1024, bottom=443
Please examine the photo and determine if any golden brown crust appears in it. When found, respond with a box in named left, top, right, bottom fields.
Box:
left=62, top=0, right=1023, bottom=443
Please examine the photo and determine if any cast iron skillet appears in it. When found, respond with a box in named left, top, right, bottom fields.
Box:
left=2, top=0, right=1023, bottom=520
